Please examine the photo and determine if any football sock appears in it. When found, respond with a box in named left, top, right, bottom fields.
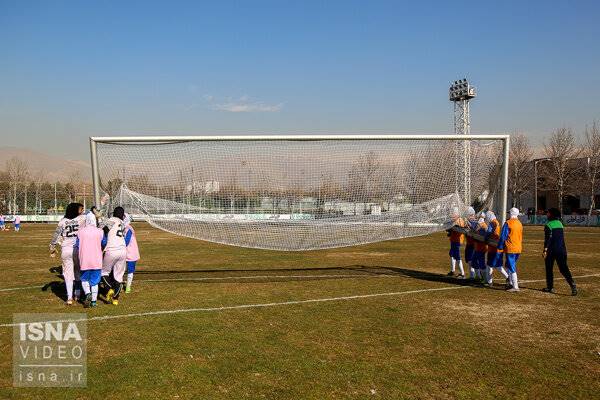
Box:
left=126, top=273, right=134, bottom=289
left=100, top=276, right=112, bottom=295
left=496, top=266, right=509, bottom=279
left=81, top=281, right=91, bottom=295
left=91, top=285, right=98, bottom=302
left=511, top=273, right=519, bottom=289
left=65, top=279, right=74, bottom=300
left=113, top=283, right=123, bottom=300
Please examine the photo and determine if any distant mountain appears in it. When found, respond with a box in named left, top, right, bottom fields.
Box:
left=0, top=147, right=91, bottom=183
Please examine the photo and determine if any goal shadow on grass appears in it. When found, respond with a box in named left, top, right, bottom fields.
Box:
left=132, top=265, right=554, bottom=292
left=133, top=265, right=477, bottom=287
left=40, top=265, right=554, bottom=300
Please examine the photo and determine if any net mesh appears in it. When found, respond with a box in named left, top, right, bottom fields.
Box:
left=95, top=138, right=505, bottom=251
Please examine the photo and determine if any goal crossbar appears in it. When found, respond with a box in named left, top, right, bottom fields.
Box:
left=91, top=134, right=509, bottom=142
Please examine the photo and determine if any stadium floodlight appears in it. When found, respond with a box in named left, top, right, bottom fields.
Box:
left=449, top=78, right=477, bottom=206
left=90, top=134, right=509, bottom=251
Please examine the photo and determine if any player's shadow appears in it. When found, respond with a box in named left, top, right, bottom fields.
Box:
left=43, top=265, right=69, bottom=301
left=349, top=265, right=474, bottom=286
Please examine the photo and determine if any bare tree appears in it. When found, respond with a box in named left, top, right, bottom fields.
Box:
left=67, top=171, right=83, bottom=202
left=347, top=152, right=381, bottom=214
left=316, top=173, right=343, bottom=213
left=5, top=157, right=29, bottom=214
left=0, top=170, right=9, bottom=214
left=508, top=133, right=534, bottom=208
left=543, top=128, right=581, bottom=216
left=220, top=174, right=240, bottom=213
left=32, top=170, right=46, bottom=214
left=583, top=121, right=600, bottom=218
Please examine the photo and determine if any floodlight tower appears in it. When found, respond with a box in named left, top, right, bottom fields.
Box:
left=449, top=78, right=477, bottom=205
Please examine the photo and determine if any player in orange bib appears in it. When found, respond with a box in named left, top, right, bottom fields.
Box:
left=497, top=207, right=523, bottom=292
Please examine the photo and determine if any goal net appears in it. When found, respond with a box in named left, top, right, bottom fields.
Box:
left=91, top=136, right=507, bottom=251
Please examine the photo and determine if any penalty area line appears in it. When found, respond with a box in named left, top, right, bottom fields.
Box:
left=518, top=273, right=600, bottom=284
left=0, top=285, right=467, bottom=328
left=0, top=273, right=599, bottom=328
left=0, top=285, right=44, bottom=293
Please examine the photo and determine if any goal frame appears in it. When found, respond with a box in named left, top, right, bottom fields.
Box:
left=89, top=134, right=510, bottom=223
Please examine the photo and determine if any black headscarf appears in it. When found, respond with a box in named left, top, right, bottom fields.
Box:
left=112, top=206, right=125, bottom=220
left=64, top=203, right=80, bottom=219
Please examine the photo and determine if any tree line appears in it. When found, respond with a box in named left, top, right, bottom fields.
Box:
left=509, top=122, right=600, bottom=216
left=0, top=158, right=92, bottom=215
left=2, top=125, right=599, bottom=217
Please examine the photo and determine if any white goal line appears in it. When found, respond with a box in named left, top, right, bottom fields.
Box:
left=0, top=274, right=598, bottom=328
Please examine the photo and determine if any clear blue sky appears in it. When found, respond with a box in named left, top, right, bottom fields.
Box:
left=1, top=0, right=599, bottom=160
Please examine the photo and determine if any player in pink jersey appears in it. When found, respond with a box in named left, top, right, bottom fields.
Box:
left=77, top=212, right=104, bottom=308
left=14, top=215, right=21, bottom=231
left=50, top=203, right=86, bottom=305
left=99, top=206, right=127, bottom=305
left=123, top=213, right=140, bottom=293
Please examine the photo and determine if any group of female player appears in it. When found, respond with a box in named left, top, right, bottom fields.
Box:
left=49, top=203, right=140, bottom=307
left=448, top=206, right=523, bottom=292
left=0, top=214, right=21, bottom=231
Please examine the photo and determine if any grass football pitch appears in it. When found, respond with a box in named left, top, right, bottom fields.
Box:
left=0, top=223, right=599, bottom=399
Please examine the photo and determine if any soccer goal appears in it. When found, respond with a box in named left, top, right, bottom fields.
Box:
left=90, top=135, right=509, bottom=251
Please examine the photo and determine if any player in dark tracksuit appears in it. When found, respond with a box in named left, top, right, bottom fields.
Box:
left=542, top=208, right=577, bottom=296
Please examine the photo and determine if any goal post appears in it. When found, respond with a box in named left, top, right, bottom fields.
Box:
left=89, top=134, right=510, bottom=251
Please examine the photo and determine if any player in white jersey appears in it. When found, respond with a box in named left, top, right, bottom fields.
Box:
left=100, top=206, right=127, bottom=305
left=49, top=203, right=86, bottom=305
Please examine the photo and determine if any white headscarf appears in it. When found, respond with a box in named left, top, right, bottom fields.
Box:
left=485, top=211, right=496, bottom=222
left=85, top=212, right=97, bottom=227
left=509, top=207, right=520, bottom=218
left=467, top=207, right=475, bottom=216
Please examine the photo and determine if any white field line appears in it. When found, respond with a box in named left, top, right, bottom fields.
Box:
left=0, top=273, right=598, bottom=328
left=517, top=274, right=600, bottom=283
left=0, top=285, right=43, bottom=293
left=0, top=286, right=466, bottom=328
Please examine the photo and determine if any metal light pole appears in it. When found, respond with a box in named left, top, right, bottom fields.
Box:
left=449, top=79, right=477, bottom=205
left=534, top=160, right=538, bottom=216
